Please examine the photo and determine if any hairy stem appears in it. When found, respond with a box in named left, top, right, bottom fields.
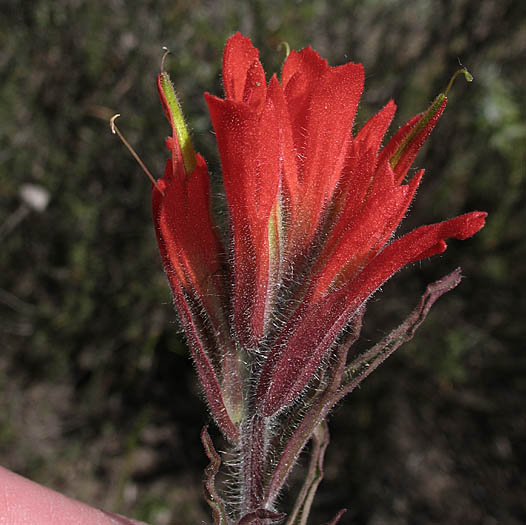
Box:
left=240, top=414, right=269, bottom=519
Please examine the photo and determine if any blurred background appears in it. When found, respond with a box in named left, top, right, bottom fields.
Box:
left=1, top=1, right=525, bottom=523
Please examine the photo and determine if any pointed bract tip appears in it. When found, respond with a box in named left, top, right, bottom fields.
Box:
left=455, top=211, right=487, bottom=239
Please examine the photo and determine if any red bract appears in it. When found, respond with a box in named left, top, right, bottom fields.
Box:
left=151, top=33, right=486, bottom=521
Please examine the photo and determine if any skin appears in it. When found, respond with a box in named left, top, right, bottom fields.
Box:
left=0, top=466, right=146, bottom=524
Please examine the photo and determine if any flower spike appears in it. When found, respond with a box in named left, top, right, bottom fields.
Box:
left=145, top=33, right=487, bottom=522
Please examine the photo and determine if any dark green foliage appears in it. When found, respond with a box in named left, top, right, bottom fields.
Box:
left=1, top=1, right=525, bottom=523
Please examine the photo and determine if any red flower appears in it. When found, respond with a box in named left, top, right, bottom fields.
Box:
left=153, top=32, right=486, bottom=434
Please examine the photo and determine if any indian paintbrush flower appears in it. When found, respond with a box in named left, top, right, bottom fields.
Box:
left=119, top=33, right=486, bottom=524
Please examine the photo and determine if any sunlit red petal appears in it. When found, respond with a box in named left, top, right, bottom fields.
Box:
left=266, top=75, right=299, bottom=217
left=311, top=170, right=424, bottom=301
left=153, top=154, right=223, bottom=295
left=293, top=61, right=365, bottom=247
left=222, top=32, right=261, bottom=102
left=206, top=82, right=282, bottom=344
left=242, top=59, right=267, bottom=112
left=282, top=46, right=329, bottom=90
left=282, top=47, right=329, bottom=157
